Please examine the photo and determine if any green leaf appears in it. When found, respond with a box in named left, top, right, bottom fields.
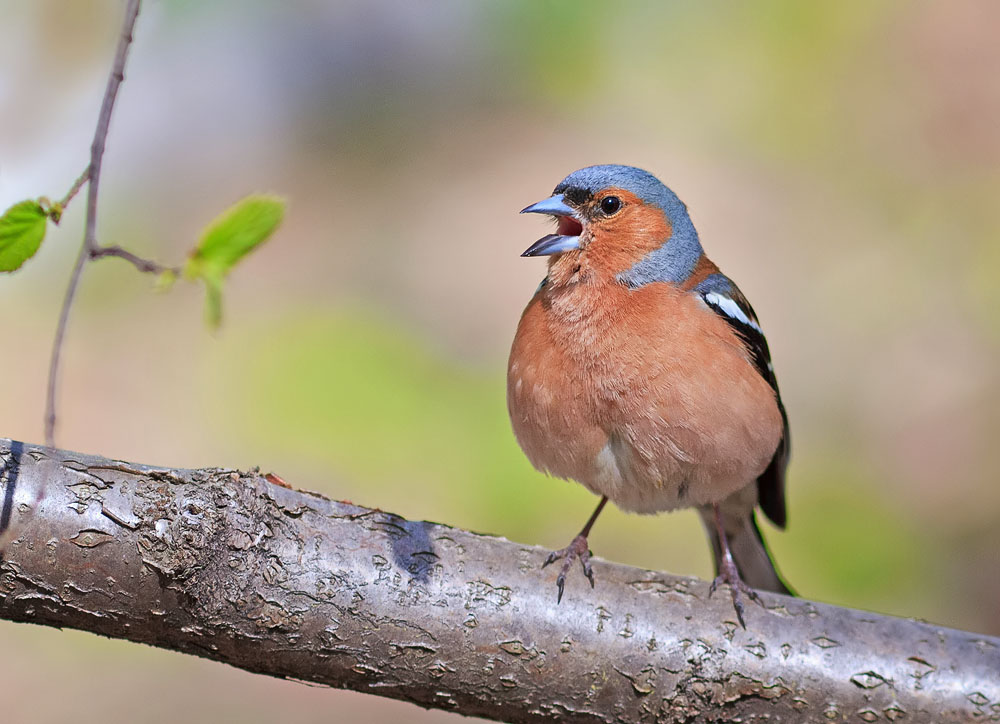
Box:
left=203, top=274, right=223, bottom=330
left=183, top=194, right=284, bottom=330
left=185, top=195, right=284, bottom=281
left=154, top=268, right=178, bottom=293
left=0, top=200, right=48, bottom=272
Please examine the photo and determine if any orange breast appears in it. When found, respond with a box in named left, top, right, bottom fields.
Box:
left=507, top=280, right=782, bottom=514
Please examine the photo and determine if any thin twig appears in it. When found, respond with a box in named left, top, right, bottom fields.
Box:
left=44, top=0, right=142, bottom=448
left=90, top=244, right=179, bottom=276
left=57, top=164, right=92, bottom=213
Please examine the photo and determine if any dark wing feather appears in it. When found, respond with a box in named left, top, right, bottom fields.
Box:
left=695, top=273, right=789, bottom=528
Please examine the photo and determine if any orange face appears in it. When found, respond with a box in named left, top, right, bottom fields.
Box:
left=546, top=188, right=673, bottom=285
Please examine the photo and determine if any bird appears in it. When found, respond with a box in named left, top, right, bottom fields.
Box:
left=507, top=164, right=791, bottom=626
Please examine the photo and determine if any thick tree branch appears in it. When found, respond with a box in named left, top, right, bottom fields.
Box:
left=44, top=0, right=141, bottom=447
left=0, top=438, right=996, bottom=723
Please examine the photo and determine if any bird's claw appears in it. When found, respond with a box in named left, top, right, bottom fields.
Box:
left=542, top=534, right=593, bottom=604
left=709, top=555, right=764, bottom=629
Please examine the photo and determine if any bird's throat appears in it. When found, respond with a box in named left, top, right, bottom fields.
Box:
left=545, top=248, right=586, bottom=287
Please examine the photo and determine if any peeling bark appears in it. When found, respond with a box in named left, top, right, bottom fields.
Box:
left=0, top=438, right=997, bottom=723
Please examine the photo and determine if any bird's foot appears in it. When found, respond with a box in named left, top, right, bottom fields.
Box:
left=708, top=553, right=763, bottom=629
left=542, top=534, right=594, bottom=603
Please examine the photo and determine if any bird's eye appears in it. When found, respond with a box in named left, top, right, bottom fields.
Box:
left=600, top=196, right=621, bottom=215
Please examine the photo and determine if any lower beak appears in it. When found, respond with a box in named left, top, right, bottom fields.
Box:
left=519, top=193, right=581, bottom=257
left=520, top=234, right=581, bottom=257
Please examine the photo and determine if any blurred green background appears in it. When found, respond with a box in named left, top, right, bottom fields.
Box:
left=2, top=1, right=998, bottom=722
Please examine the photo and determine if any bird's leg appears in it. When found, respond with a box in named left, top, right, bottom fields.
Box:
left=707, top=503, right=762, bottom=628
left=542, top=496, right=608, bottom=603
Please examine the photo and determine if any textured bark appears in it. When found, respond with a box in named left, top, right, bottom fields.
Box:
left=0, top=439, right=997, bottom=723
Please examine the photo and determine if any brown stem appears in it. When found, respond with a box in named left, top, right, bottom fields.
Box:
left=57, top=164, right=92, bottom=213
left=90, top=244, right=179, bottom=275
left=44, top=0, right=142, bottom=448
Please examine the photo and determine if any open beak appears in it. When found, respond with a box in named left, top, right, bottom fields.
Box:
left=519, top=193, right=582, bottom=257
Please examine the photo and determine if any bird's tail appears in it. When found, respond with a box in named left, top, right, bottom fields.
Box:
left=700, top=508, right=793, bottom=596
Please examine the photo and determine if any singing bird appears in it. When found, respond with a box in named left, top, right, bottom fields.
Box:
left=507, top=164, right=791, bottom=625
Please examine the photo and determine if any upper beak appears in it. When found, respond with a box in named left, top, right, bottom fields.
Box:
left=520, top=194, right=576, bottom=217
left=519, top=193, right=581, bottom=257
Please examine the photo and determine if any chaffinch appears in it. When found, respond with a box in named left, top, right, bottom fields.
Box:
left=507, top=164, right=791, bottom=626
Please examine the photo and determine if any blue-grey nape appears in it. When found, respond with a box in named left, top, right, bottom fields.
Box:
left=554, top=164, right=703, bottom=287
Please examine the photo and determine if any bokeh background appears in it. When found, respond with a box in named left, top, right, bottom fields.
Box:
left=2, top=1, right=998, bottom=721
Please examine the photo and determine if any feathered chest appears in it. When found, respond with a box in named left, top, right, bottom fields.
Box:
left=506, top=278, right=782, bottom=513
left=514, top=280, right=740, bottom=397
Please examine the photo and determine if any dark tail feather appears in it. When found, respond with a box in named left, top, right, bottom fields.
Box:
left=702, top=510, right=793, bottom=596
